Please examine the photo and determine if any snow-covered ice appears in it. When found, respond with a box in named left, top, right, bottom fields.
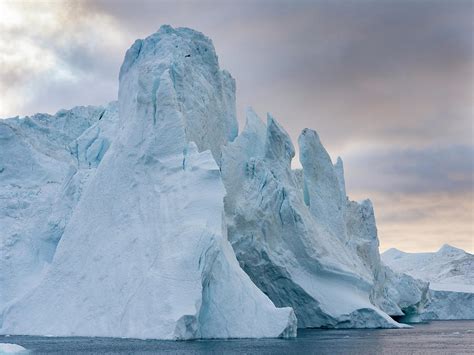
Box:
left=382, top=244, right=473, bottom=292
left=382, top=245, right=473, bottom=320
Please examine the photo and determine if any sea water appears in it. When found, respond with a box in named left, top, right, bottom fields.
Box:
left=1, top=321, right=472, bottom=354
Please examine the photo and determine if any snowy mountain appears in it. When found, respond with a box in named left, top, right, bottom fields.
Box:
left=0, top=25, right=471, bottom=339
left=382, top=245, right=473, bottom=293
left=382, top=246, right=473, bottom=320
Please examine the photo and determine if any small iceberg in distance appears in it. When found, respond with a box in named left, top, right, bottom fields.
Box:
left=0, top=343, right=28, bottom=354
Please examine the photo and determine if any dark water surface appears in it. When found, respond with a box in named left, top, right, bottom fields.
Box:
left=1, top=321, right=473, bottom=354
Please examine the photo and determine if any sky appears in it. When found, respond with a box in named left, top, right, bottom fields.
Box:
left=0, top=0, right=472, bottom=252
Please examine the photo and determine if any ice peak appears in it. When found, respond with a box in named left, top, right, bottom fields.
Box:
left=298, top=128, right=334, bottom=177
left=264, top=113, right=295, bottom=164
left=158, top=24, right=174, bottom=33
left=120, top=25, right=216, bottom=80
left=118, top=24, right=237, bottom=163
left=300, top=127, right=320, bottom=143
left=244, top=107, right=265, bottom=132
left=333, top=156, right=346, bottom=198
left=438, top=244, right=465, bottom=255
left=382, top=248, right=405, bottom=257
left=298, top=128, right=347, bottom=239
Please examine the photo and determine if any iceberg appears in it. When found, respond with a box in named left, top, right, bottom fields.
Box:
left=382, top=245, right=474, bottom=320
left=1, top=25, right=470, bottom=339
left=0, top=26, right=295, bottom=339
left=221, top=111, right=427, bottom=328
left=0, top=343, right=27, bottom=354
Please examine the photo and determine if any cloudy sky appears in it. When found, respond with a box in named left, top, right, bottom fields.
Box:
left=1, top=0, right=472, bottom=252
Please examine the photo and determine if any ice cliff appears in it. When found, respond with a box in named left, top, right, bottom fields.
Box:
left=383, top=246, right=474, bottom=320
left=0, top=104, right=115, bottom=308
left=221, top=113, right=426, bottom=328
left=0, top=26, right=470, bottom=339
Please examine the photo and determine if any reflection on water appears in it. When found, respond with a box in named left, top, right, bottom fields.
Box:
left=1, top=321, right=473, bottom=354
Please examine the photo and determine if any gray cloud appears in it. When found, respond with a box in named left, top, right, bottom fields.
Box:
left=5, top=1, right=472, bottom=149
left=0, top=0, right=128, bottom=116
left=1, top=0, right=472, bottom=252
left=344, top=144, right=474, bottom=195
left=343, top=143, right=473, bottom=252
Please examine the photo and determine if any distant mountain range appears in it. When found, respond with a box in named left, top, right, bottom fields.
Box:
left=382, top=244, right=473, bottom=293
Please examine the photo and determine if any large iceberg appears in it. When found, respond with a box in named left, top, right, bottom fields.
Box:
left=0, top=25, right=295, bottom=339
left=0, top=25, right=470, bottom=339
left=221, top=111, right=426, bottom=328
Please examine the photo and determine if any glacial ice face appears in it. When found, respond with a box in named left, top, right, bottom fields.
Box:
left=299, top=129, right=347, bottom=242
left=0, top=26, right=295, bottom=339
left=382, top=246, right=473, bottom=320
left=221, top=111, right=401, bottom=328
left=342, top=198, right=429, bottom=319
left=118, top=25, right=237, bottom=163
left=372, top=265, right=430, bottom=322
left=72, top=102, right=119, bottom=169
left=0, top=105, right=113, bottom=309
left=421, top=289, right=474, bottom=320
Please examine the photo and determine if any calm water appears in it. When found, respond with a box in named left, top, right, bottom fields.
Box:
left=1, top=321, right=473, bottom=354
